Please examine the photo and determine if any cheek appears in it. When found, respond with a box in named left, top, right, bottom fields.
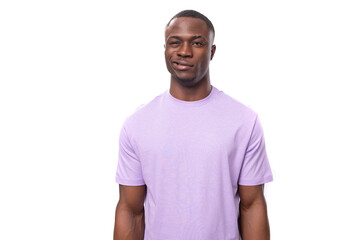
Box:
left=165, top=49, right=176, bottom=59
left=198, top=54, right=211, bottom=66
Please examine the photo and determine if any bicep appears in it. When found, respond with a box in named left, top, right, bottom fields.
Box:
left=118, top=184, right=147, bottom=214
left=238, top=184, right=265, bottom=209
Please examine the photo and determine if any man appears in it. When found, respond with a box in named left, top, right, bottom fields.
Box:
left=114, top=10, right=273, bottom=240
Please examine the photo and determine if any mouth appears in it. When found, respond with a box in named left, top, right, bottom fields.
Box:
left=172, top=61, right=194, bottom=71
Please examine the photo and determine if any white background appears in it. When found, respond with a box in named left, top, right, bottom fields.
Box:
left=1, top=0, right=359, bottom=239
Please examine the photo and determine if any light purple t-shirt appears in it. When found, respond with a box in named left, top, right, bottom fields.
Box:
left=115, top=85, right=273, bottom=240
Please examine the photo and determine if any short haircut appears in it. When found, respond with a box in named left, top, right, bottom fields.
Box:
left=166, top=10, right=215, bottom=40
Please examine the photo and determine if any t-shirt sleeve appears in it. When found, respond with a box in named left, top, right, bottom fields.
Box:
left=115, top=125, right=145, bottom=186
left=238, top=114, right=273, bottom=186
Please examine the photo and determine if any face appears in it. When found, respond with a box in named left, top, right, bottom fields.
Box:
left=164, top=17, right=216, bottom=86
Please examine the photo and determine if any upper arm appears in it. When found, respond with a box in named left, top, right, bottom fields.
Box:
left=118, top=184, right=147, bottom=214
left=238, top=184, right=265, bottom=209
left=238, top=115, right=273, bottom=186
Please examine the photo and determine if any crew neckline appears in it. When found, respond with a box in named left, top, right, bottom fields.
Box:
left=166, top=85, right=218, bottom=106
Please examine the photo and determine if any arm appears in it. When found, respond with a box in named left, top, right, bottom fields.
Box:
left=114, top=184, right=147, bottom=240
left=238, top=184, right=270, bottom=240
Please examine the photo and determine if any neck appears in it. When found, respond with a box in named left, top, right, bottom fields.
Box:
left=169, top=73, right=212, bottom=101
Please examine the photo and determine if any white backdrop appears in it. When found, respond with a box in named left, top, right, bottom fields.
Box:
left=1, top=0, right=359, bottom=239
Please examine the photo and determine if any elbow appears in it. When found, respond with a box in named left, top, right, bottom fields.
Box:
left=240, top=195, right=267, bottom=212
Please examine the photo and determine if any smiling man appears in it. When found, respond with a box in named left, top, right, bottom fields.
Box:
left=164, top=15, right=215, bottom=93
left=114, top=10, right=273, bottom=240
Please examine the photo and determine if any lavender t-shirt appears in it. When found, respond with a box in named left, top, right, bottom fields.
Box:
left=115, top=85, right=273, bottom=240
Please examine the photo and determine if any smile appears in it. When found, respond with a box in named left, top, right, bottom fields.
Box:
left=172, top=61, right=194, bottom=71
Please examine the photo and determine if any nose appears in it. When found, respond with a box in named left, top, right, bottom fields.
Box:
left=177, top=42, right=193, bottom=58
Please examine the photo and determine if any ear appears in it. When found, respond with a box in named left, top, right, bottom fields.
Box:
left=210, top=44, right=216, bottom=60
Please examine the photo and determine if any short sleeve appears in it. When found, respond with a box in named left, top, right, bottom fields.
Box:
left=115, top=125, right=145, bottom=186
left=238, top=115, right=273, bottom=186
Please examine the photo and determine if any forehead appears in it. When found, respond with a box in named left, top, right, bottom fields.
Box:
left=165, top=17, right=212, bottom=40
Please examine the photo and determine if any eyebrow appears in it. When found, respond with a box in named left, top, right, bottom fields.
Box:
left=167, top=35, right=204, bottom=41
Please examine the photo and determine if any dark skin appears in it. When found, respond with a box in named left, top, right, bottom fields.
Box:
left=114, top=185, right=146, bottom=240
left=164, top=17, right=216, bottom=101
left=238, top=184, right=270, bottom=239
left=114, top=17, right=270, bottom=240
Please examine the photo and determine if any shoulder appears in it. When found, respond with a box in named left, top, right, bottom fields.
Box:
left=122, top=90, right=166, bottom=130
left=215, top=88, right=258, bottom=122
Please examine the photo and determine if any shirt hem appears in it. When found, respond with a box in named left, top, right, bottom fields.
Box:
left=238, top=175, right=273, bottom=186
left=116, top=177, right=145, bottom=186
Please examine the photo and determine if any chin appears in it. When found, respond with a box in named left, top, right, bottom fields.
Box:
left=174, top=75, right=200, bottom=87
left=175, top=74, right=196, bottom=82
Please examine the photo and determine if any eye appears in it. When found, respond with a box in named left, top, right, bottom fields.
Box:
left=169, top=41, right=180, bottom=46
left=192, top=42, right=204, bottom=46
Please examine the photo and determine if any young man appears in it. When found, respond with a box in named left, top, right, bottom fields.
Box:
left=114, top=10, right=273, bottom=240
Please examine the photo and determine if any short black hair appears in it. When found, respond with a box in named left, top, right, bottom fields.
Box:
left=166, top=10, right=215, bottom=39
